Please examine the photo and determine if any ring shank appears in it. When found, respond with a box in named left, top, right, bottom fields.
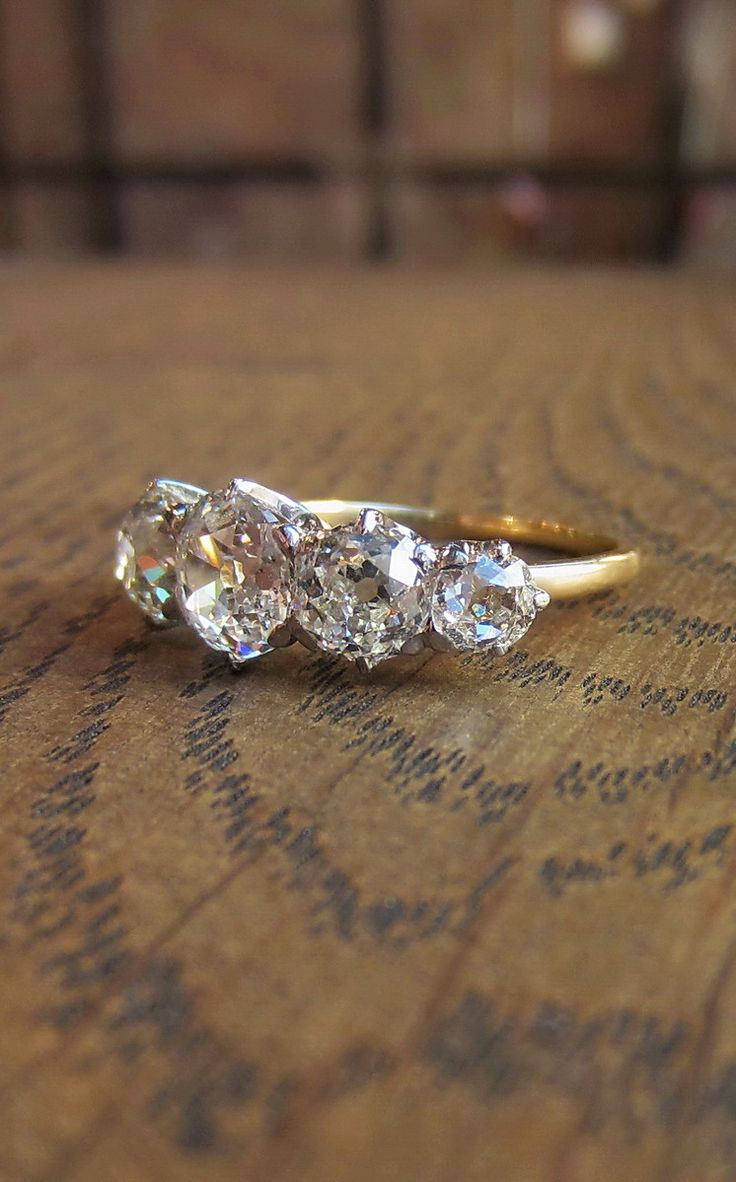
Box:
left=304, top=500, right=639, bottom=601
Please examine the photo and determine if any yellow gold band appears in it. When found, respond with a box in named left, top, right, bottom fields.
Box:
left=305, top=501, right=640, bottom=601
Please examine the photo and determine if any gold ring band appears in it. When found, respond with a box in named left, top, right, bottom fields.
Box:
left=305, top=501, right=640, bottom=601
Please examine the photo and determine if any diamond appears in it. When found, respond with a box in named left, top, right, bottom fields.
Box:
left=115, top=478, right=205, bottom=624
left=295, top=508, right=434, bottom=669
left=431, top=540, right=549, bottom=652
left=175, top=479, right=317, bottom=663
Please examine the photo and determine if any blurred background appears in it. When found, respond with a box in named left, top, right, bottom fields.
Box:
left=1, top=0, right=735, bottom=268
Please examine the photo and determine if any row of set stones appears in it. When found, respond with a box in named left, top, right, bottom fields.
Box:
left=115, top=479, right=550, bottom=671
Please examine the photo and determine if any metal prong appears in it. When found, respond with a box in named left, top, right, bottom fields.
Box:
left=160, top=594, right=183, bottom=625
left=225, top=477, right=244, bottom=498
left=355, top=506, right=386, bottom=533
left=415, top=541, right=438, bottom=572
left=534, top=588, right=551, bottom=610
left=274, top=523, right=302, bottom=556
left=400, top=634, right=426, bottom=656
left=298, top=511, right=323, bottom=536
left=440, top=542, right=470, bottom=569
left=424, top=630, right=457, bottom=653
left=289, top=621, right=321, bottom=652
left=268, top=623, right=296, bottom=649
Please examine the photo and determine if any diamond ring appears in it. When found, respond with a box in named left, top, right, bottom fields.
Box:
left=115, top=478, right=640, bottom=671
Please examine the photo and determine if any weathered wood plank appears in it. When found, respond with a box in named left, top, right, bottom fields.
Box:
left=0, top=266, right=734, bottom=1182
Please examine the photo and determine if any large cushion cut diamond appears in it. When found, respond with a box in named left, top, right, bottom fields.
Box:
left=115, top=478, right=205, bottom=624
left=431, top=540, right=549, bottom=652
left=295, top=508, right=434, bottom=669
left=176, top=479, right=317, bottom=663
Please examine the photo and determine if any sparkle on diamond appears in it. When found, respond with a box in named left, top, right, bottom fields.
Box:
left=115, top=478, right=204, bottom=623
left=431, top=542, right=543, bottom=651
left=295, top=510, right=432, bottom=668
left=175, top=480, right=314, bottom=663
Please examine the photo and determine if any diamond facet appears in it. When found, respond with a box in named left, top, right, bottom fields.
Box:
left=175, top=479, right=316, bottom=663
left=431, top=541, right=547, bottom=652
left=295, top=509, right=434, bottom=668
left=115, top=478, right=205, bottom=624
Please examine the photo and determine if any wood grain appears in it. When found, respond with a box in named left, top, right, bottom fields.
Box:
left=0, top=265, right=735, bottom=1182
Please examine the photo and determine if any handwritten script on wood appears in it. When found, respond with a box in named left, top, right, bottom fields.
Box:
left=1, top=267, right=734, bottom=1182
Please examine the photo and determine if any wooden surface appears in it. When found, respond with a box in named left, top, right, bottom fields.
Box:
left=1, top=264, right=735, bottom=1182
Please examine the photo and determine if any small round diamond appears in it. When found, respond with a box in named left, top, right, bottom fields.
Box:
left=115, top=479, right=204, bottom=624
left=431, top=541, right=548, bottom=652
left=176, top=479, right=315, bottom=663
left=295, top=509, right=434, bottom=669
